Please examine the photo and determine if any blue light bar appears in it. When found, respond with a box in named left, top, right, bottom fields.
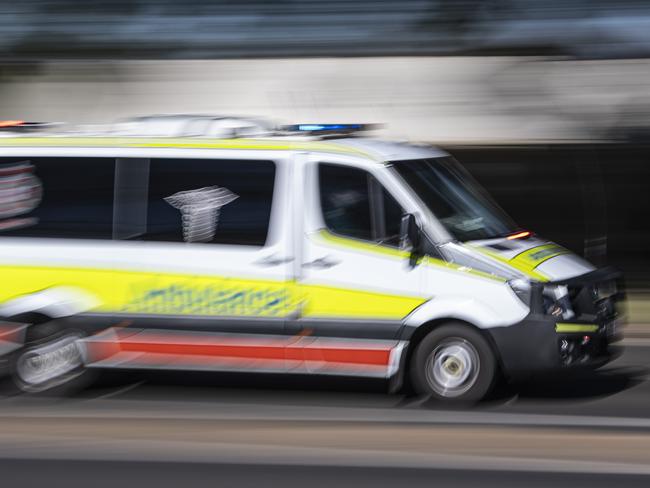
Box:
left=298, top=124, right=362, bottom=131
left=284, top=123, right=371, bottom=133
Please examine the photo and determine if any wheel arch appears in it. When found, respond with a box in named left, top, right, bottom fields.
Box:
left=0, top=286, right=99, bottom=321
left=0, top=286, right=98, bottom=350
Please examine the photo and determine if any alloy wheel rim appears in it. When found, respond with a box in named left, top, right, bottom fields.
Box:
left=425, top=338, right=480, bottom=398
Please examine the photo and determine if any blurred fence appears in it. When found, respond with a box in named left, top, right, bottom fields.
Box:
left=0, top=0, right=474, bottom=58
left=1, top=1, right=650, bottom=59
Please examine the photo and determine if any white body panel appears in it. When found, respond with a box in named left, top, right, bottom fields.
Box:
left=0, top=151, right=295, bottom=330
left=537, top=253, right=595, bottom=280
left=404, top=288, right=529, bottom=329
left=299, top=155, right=425, bottom=313
left=0, top=138, right=594, bottom=340
left=468, top=235, right=596, bottom=282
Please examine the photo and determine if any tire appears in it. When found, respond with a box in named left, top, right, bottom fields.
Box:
left=410, top=322, right=497, bottom=404
left=10, top=319, right=95, bottom=395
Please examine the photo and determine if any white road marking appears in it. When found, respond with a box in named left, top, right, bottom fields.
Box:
left=91, top=380, right=145, bottom=400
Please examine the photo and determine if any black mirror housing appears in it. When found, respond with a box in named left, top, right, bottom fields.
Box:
left=400, top=213, right=422, bottom=267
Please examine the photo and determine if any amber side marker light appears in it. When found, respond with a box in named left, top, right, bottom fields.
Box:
left=506, top=230, right=533, bottom=240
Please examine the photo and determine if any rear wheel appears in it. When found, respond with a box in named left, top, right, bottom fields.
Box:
left=410, top=323, right=497, bottom=404
left=11, top=320, right=94, bottom=395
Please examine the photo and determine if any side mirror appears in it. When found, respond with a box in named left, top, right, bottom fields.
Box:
left=400, top=213, right=422, bottom=267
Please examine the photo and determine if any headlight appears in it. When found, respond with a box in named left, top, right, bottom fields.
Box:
left=594, top=280, right=617, bottom=301
left=508, top=278, right=532, bottom=307
left=543, top=285, right=575, bottom=320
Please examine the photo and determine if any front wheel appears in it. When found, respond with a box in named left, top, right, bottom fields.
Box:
left=410, top=323, right=497, bottom=404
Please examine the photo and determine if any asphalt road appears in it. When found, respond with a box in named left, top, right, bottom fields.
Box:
left=1, top=340, right=649, bottom=487
left=3, top=460, right=650, bottom=488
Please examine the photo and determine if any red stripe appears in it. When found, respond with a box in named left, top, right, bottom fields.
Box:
left=120, top=341, right=288, bottom=361
left=85, top=330, right=393, bottom=367
left=115, top=352, right=285, bottom=369
left=118, top=342, right=390, bottom=366
left=290, top=346, right=390, bottom=366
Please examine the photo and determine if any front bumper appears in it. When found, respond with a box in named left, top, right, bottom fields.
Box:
left=487, top=315, right=620, bottom=380
left=488, top=266, right=624, bottom=380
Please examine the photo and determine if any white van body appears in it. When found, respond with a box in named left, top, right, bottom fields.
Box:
left=0, top=130, right=623, bottom=400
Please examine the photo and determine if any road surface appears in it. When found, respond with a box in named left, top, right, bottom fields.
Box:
left=1, top=338, right=650, bottom=486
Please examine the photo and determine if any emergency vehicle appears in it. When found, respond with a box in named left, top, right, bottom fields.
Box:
left=0, top=117, right=624, bottom=402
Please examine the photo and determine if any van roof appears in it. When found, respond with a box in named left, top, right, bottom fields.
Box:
left=0, top=136, right=448, bottom=162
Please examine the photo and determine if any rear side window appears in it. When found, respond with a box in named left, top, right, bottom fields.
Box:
left=319, top=163, right=404, bottom=246
left=142, top=158, right=275, bottom=246
left=0, top=157, right=115, bottom=239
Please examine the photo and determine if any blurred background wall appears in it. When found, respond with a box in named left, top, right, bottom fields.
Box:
left=0, top=0, right=649, bottom=285
left=2, top=57, right=650, bottom=142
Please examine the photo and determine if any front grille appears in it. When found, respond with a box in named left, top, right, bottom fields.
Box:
left=567, top=279, right=623, bottom=326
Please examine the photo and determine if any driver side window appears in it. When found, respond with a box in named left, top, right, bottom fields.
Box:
left=318, top=163, right=404, bottom=246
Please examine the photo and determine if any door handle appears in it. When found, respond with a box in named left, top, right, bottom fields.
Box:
left=303, top=256, right=340, bottom=269
left=254, top=255, right=294, bottom=267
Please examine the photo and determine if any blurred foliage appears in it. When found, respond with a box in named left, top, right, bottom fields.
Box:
left=0, top=0, right=649, bottom=59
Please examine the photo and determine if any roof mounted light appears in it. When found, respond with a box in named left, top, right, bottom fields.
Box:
left=0, top=120, right=25, bottom=128
left=0, top=121, right=58, bottom=132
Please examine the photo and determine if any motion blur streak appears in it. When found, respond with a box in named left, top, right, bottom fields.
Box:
left=0, top=1, right=650, bottom=487
left=2, top=57, right=650, bottom=143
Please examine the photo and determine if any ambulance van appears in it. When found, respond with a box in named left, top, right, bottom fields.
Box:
left=0, top=118, right=624, bottom=402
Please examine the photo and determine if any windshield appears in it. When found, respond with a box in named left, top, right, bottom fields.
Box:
left=392, top=157, right=519, bottom=242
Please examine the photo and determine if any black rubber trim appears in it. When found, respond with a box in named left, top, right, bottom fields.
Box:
left=81, top=313, right=285, bottom=336
left=296, top=318, right=403, bottom=340
left=76, top=313, right=403, bottom=340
